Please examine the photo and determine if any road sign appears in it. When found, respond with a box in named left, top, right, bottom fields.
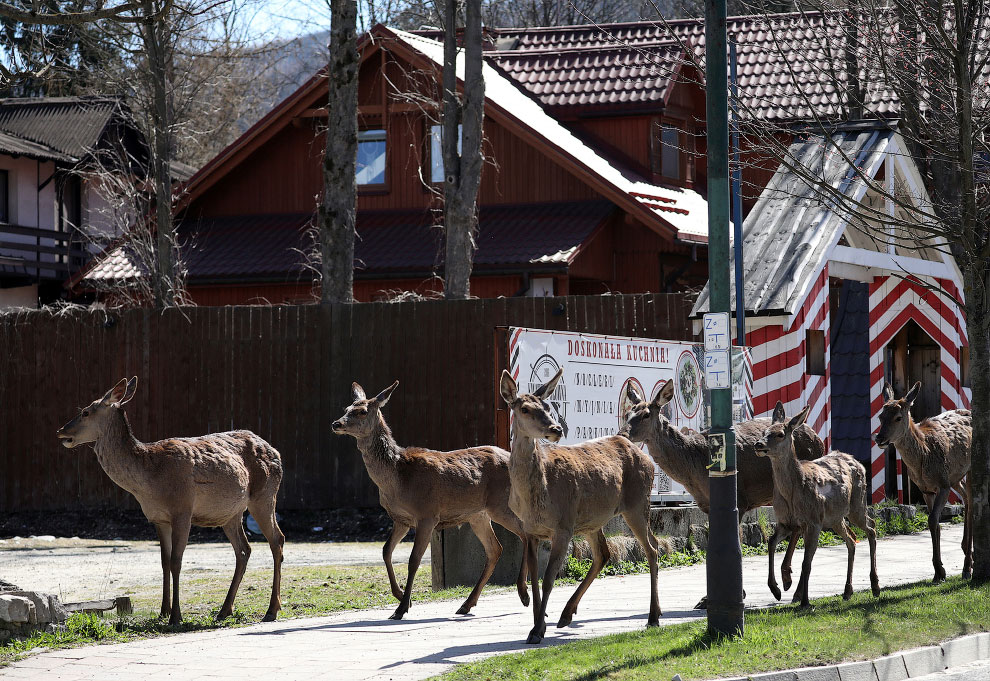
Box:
left=704, top=349, right=731, bottom=389
left=703, top=312, right=731, bottom=350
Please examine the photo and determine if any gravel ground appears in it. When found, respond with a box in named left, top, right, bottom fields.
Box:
left=0, top=536, right=417, bottom=604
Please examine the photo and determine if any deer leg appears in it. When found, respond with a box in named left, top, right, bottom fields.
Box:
left=928, top=488, right=951, bottom=583
left=249, top=500, right=285, bottom=622
left=624, top=507, right=661, bottom=626
left=766, top=525, right=785, bottom=601
left=853, top=509, right=881, bottom=597
left=382, top=521, right=410, bottom=601
left=167, top=513, right=192, bottom=626
left=154, top=523, right=172, bottom=619
left=514, top=532, right=530, bottom=607
left=780, top=529, right=800, bottom=591
left=456, top=516, right=503, bottom=615
left=557, top=529, right=609, bottom=628
left=390, top=518, right=436, bottom=621
left=793, top=527, right=819, bottom=608
left=217, top=516, right=252, bottom=620
left=525, top=536, right=544, bottom=644
left=835, top=521, right=855, bottom=600
left=530, top=531, right=570, bottom=643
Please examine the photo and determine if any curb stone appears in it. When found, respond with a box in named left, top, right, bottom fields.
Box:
left=715, top=633, right=990, bottom=681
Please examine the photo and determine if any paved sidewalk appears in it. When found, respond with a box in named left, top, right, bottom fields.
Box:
left=1, top=526, right=967, bottom=681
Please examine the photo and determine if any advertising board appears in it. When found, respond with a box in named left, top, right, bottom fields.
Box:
left=507, top=327, right=753, bottom=502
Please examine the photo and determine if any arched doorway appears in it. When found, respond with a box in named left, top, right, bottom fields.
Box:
left=883, top=320, right=940, bottom=502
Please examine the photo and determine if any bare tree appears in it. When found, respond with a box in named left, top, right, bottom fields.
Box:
left=318, top=0, right=358, bottom=304
left=441, top=0, right=483, bottom=299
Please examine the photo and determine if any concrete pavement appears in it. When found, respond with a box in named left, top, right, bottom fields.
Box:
left=0, top=525, right=971, bottom=681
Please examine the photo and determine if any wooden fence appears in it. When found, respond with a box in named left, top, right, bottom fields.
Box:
left=0, top=294, right=694, bottom=511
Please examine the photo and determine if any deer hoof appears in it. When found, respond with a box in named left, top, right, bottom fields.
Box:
left=962, top=569, right=973, bottom=580
left=262, top=610, right=278, bottom=622
left=769, top=584, right=782, bottom=601
left=647, top=615, right=660, bottom=627
left=388, top=607, right=407, bottom=620
left=455, top=605, right=471, bottom=615
left=872, top=583, right=881, bottom=597
left=526, top=626, right=545, bottom=644
left=217, top=607, right=233, bottom=621
left=842, top=586, right=853, bottom=600
left=693, top=596, right=708, bottom=610
left=556, top=613, right=573, bottom=628
left=168, top=614, right=182, bottom=627
left=518, top=590, right=530, bottom=607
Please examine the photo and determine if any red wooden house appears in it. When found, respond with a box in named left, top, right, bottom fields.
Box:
left=74, top=23, right=714, bottom=303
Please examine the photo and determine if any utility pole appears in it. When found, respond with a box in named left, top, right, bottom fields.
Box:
left=705, top=0, right=744, bottom=638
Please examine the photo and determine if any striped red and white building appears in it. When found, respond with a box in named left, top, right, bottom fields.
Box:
left=694, top=127, right=968, bottom=504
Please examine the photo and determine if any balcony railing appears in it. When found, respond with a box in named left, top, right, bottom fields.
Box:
left=0, top=223, right=92, bottom=280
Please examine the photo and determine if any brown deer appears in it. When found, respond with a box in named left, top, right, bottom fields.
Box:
left=875, top=382, right=972, bottom=582
left=56, top=378, right=284, bottom=625
left=499, top=368, right=660, bottom=644
left=755, top=403, right=879, bottom=607
left=331, top=381, right=529, bottom=621
left=622, top=380, right=825, bottom=606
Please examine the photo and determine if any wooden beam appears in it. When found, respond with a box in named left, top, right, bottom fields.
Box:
left=829, top=244, right=953, bottom=280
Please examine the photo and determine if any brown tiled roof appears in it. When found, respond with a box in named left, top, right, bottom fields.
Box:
left=489, top=41, right=684, bottom=112
left=425, top=13, right=903, bottom=121
left=80, top=201, right=616, bottom=285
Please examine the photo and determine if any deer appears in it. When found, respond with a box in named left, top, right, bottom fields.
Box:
left=874, top=381, right=972, bottom=582
left=499, top=368, right=660, bottom=645
left=56, top=377, right=285, bottom=625
left=622, top=379, right=825, bottom=607
left=331, top=381, right=529, bottom=621
left=755, top=403, right=880, bottom=607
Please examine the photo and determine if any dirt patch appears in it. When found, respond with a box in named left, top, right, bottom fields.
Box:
left=0, top=507, right=394, bottom=543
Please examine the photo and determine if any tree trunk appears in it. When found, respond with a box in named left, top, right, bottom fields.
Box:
left=443, top=0, right=484, bottom=300
left=142, top=0, right=175, bottom=308
left=965, top=264, right=990, bottom=582
left=318, top=0, right=358, bottom=305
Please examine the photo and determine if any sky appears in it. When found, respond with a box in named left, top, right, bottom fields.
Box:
left=244, top=0, right=329, bottom=41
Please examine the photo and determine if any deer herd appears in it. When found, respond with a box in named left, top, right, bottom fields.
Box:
left=51, top=372, right=972, bottom=645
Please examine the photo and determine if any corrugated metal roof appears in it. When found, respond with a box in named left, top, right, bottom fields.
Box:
left=80, top=201, right=615, bottom=285
left=693, top=128, right=892, bottom=317
left=489, top=41, right=682, bottom=112
left=0, top=96, right=121, bottom=159
left=0, top=130, right=73, bottom=162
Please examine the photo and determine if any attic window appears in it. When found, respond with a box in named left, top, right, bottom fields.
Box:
left=806, top=329, right=826, bottom=376
left=357, top=129, right=386, bottom=185
left=650, top=119, right=682, bottom=182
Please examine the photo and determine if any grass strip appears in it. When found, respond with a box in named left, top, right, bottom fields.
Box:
left=437, top=578, right=990, bottom=681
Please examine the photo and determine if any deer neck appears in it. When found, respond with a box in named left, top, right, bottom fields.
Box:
left=646, top=419, right=709, bottom=492
left=355, top=415, right=402, bottom=488
left=92, top=410, right=148, bottom=497
left=508, top=431, right=549, bottom=512
left=767, top=444, right=805, bottom=492
left=894, top=419, right=929, bottom=471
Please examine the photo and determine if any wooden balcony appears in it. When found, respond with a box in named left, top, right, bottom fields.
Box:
left=0, top=223, right=91, bottom=280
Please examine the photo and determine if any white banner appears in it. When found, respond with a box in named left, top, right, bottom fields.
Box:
left=507, top=327, right=753, bottom=501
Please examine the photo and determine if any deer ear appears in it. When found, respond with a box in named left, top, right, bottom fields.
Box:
left=351, top=382, right=366, bottom=401
left=652, top=380, right=674, bottom=408
left=904, top=381, right=921, bottom=407
left=534, top=368, right=563, bottom=399
left=119, top=377, right=138, bottom=405
left=625, top=381, right=644, bottom=404
left=882, top=382, right=895, bottom=403
left=102, top=378, right=130, bottom=405
left=772, top=401, right=786, bottom=424
left=373, top=380, right=399, bottom=408
left=499, top=370, right=517, bottom=405
left=787, top=405, right=811, bottom=430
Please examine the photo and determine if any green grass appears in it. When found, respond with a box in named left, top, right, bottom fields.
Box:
left=0, top=563, right=477, bottom=665
left=436, top=578, right=990, bottom=681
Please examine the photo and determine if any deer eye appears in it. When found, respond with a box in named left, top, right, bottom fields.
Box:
left=83, top=410, right=90, bottom=417
left=775, top=432, right=783, bottom=439
left=895, top=416, right=902, bottom=422
left=521, top=407, right=529, bottom=414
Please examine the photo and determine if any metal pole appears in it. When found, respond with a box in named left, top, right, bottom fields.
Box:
left=730, top=39, right=745, bottom=347
left=705, top=0, right=744, bottom=638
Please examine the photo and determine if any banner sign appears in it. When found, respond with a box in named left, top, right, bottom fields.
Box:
left=507, top=327, right=753, bottom=501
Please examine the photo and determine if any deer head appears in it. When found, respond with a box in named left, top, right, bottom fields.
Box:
left=874, top=381, right=920, bottom=447
left=754, top=401, right=811, bottom=459
left=499, top=369, right=564, bottom=443
left=331, top=381, right=399, bottom=439
left=57, top=377, right=138, bottom=448
left=622, top=379, right=675, bottom=443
